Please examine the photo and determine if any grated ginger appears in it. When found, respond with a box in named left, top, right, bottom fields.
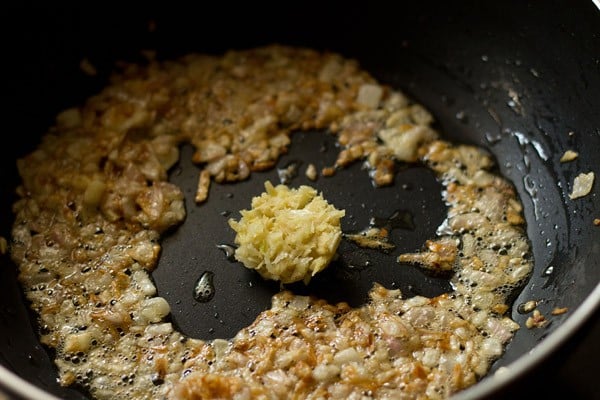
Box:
left=228, top=181, right=345, bottom=284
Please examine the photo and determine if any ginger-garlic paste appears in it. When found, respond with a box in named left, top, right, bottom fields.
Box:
left=228, top=181, right=345, bottom=285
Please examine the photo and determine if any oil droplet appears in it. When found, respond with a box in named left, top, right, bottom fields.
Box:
left=371, top=209, right=415, bottom=231
left=523, top=154, right=531, bottom=171
left=523, top=174, right=541, bottom=220
left=542, top=265, right=554, bottom=276
left=511, top=131, right=549, bottom=161
left=216, top=244, right=236, bottom=261
left=27, top=353, right=39, bottom=367
left=455, top=110, right=468, bottom=123
left=340, top=250, right=372, bottom=270
left=484, top=131, right=502, bottom=144
left=172, top=166, right=183, bottom=176
left=193, top=271, right=215, bottom=303
left=441, top=95, right=455, bottom=106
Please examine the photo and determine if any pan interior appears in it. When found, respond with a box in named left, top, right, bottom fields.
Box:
left=153, top=130, right=451, bottom=339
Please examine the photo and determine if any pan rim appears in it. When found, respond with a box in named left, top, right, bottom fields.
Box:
left=452, top=282, right=600, bottom=399
left=0, top=363, right=60, bottom=400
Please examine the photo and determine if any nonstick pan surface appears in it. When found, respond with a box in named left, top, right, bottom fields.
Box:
left=0, top=1, right=599, bottom=399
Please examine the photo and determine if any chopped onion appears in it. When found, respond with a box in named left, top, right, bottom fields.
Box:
left=569, top=171, right=594, bottom=199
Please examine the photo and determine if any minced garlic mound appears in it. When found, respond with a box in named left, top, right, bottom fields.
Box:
left=228, top=181, right=345, bottom=284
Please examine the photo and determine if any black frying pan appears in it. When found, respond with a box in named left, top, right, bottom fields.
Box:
left=1, top=1, right=599, bottom=399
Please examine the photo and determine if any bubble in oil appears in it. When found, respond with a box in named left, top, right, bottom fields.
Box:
left=193, top=271, right=215, bottom=303
left=151, top=373, right=164, bottom=386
